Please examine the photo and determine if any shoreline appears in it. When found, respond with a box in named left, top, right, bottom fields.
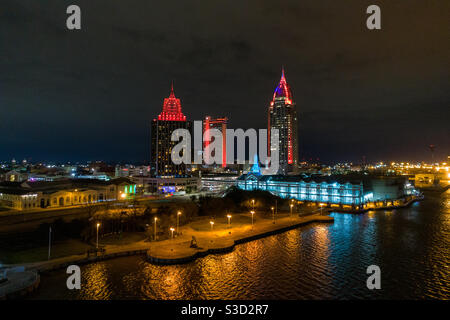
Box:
left=329, top=195, right=424, bottom=214
left=146, top=214, right=334, bottom=265
left=0, top=270, right=40, bottom=300
left=0, top=196, right=426, bottom=298
left=2, top=214, right=333, bottom=273
left=2, top=195, right=423, bottom=272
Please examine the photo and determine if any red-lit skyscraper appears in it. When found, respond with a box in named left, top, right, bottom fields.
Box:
left=151, top=83, right=190, bottom=177
left=203, top=116, right=228, bottom=167
left=268, top=68, right=298, bottom=174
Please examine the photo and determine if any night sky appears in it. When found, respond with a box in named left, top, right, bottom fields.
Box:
left=1, top=0, right=449, bottom=164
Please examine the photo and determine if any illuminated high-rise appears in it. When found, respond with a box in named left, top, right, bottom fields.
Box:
left=151, top=83, right=190, bottom=177
left=203, top=116, right=228, bottom=168
left=268, top=68, right=298, bottom=175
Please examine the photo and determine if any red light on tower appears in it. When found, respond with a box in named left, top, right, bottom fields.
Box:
left=268, top=68, right=297, bottom=172
left=203, top=116, right=228, bottom=168
left=155, top=82, right=186, bottom=122
left=272, top=67, right=293, bottom=103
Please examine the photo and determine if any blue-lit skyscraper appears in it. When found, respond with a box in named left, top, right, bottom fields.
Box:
left=268, top=68, right=299, bottom=175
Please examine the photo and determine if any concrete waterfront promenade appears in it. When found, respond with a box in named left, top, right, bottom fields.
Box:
left=0, top=212, right=332, bottom=298
left=0, top=195, right=423, bottom=299
left=2, top=242, right=150, bottom=273
left=3, top=212, right=333, bottom=273
left=3, top=195, right=422, bottom=271
left=146, top=213, right=334, bottom=264
left=0, top=270, right=40, bottom=300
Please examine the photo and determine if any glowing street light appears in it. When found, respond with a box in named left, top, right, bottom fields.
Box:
left=290, top=203, right=294, bottom=217
left=250, top=210, right=255, bottom=229
left=96, top=222, right=100, bottom=249
left=251, top=199, right=255, bottom=211
left=227, top=214, right=232, bottom=226
left=154, top=217, right=158, bottom=241
left=170, top=227, right=175, bottom=239
left=210, top=221, right=214, bottom=230
left=319, top=203, right=325, bottom=215
left=177, top=211, right=182, bottom=235
left=271, top=206, right=275, bottom=224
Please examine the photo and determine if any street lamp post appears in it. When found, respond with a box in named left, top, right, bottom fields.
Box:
left=251, top=199, right=255, bottom=212
left=290, top=203, right=293, bottom=217
left=96, top=223, right=100, bottom=249
left=48, top=226, right=52, bottom=260
left=170, top=227, right=175, bottom=239
left=271, top=206, right=275, bottom=224
left=250, top=210, right=255, bottom=229
left=154, top=217, right=158, bottom=241
left=177, top=211, right=182, bottom=235
left=227, top=214, right=232, bottom=226
left=319, top=203, right=324, bottom=215
left=210, top=221, right=214, bottom=230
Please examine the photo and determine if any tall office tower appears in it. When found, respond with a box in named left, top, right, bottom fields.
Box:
left=268, top=68, right=298, bottom=175
left=203, top=116, right=228, bottom=168
left=151, top=83, right=190, bottom=177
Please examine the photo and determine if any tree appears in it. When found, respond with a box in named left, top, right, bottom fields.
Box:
left=83, top=202, right=101, bottom=220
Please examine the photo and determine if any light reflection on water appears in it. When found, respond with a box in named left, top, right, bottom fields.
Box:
left=32, top=192, right=450, bottom=300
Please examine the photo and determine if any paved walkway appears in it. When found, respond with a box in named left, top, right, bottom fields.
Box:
left=2, top=240, right=151, bottom=272
left=147, top=213, right=333, bottom=262
left=2, top=213, right=333, bottom=271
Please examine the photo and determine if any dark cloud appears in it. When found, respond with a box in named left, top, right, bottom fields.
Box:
left=0, top=0, right=449, bottom=163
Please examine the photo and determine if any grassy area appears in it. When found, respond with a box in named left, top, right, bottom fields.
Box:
left=99, top=232, right=147, bottom=246
left=187, top=213, right=292, bottom=232
left=0, top=239, right=93, bottom=264
left=0, top=232, right=148, bottom=264
left=188, top=214, right=249, bottom=231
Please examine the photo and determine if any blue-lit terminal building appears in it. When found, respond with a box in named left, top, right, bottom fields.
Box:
left=236, top=161, right=418, bottom=209
left=237, top=173, right=367, bottom=206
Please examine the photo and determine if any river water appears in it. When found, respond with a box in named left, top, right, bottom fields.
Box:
left=30, top=191, right=450, bottom=300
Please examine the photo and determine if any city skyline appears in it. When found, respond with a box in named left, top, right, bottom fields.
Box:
left=2, top=69, right=448, bottom=165
left=1, top=1, right=448, bottom=164
left=0, top=1, right=449, bottom=304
